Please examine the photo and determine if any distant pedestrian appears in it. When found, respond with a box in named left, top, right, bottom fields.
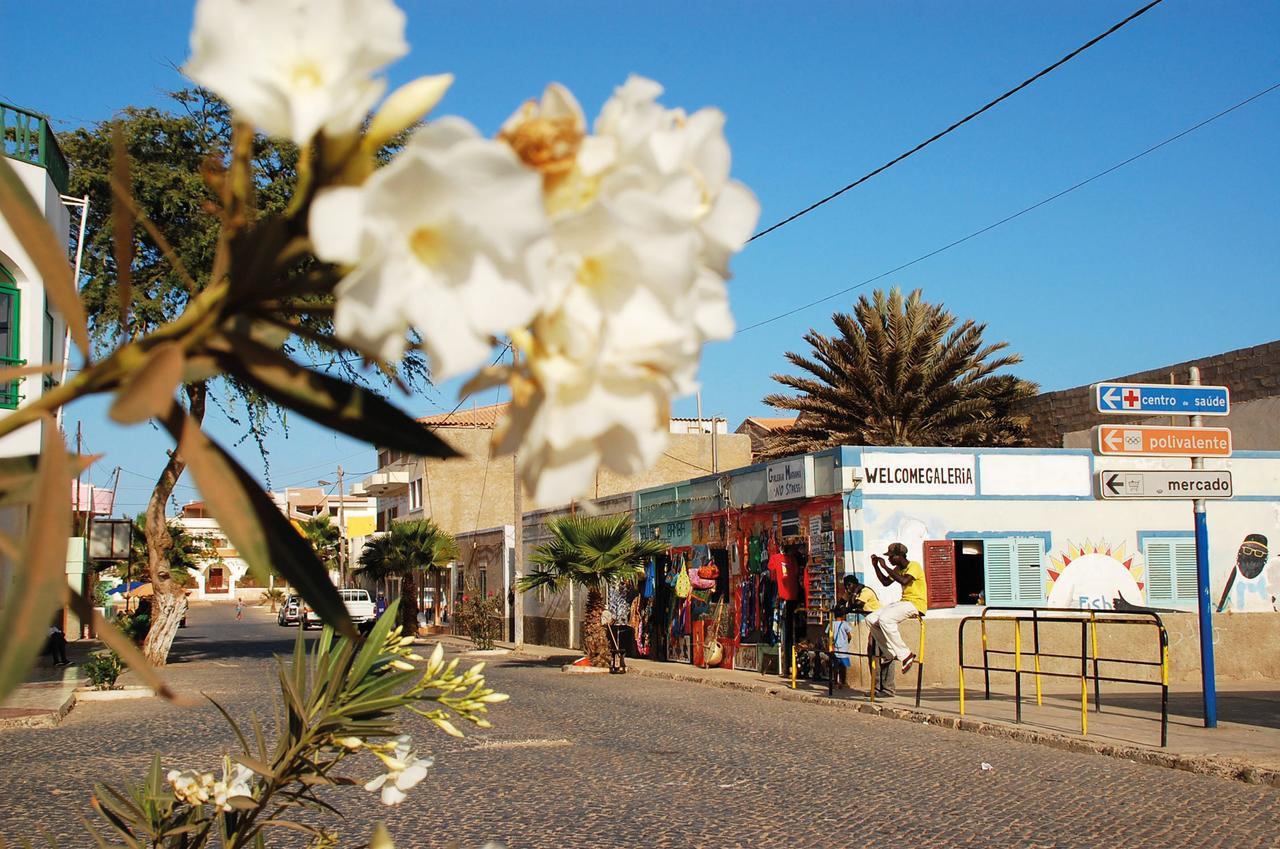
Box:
left=46, top=622, right=70, bottom=666
left=235, top=597, right=244, bottom=620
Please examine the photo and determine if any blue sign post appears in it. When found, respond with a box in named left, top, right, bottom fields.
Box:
left=1094, top=382, right=1230, bottom=416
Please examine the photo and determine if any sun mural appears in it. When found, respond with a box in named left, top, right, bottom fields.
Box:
left=1046, top=540, right=1145, bottom=610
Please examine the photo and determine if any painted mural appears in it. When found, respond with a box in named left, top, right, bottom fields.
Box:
left=1046, top=540, right=1144, bottom=610
left=1217, top=533, right=1277, bottom=612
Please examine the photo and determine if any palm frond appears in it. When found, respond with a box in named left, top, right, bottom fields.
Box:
left=765, top=286, right=1038, bottom=452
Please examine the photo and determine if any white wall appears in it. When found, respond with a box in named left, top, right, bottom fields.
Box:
left=0, top=158, right=70, bottom=458
left=849, top=450, right=1280, bottom=614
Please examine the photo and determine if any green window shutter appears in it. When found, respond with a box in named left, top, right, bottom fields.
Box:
left=1013, top=538, right=1046, bottom=605
left=984, top=540, right=1015, bottom=604
left=0, top=272, right=20, bottom=410
left=1171, top=540, right=1198, bottom=603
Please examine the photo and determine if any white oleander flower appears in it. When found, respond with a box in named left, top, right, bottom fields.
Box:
left=364, top=736, right=433, bottom=806
left=185, top=0, right=408, bottom=145
left=310, top=117, right=551, bottom=377
left=493, top=77, right=758, bottom=506
left=167, top=769, right=216, bottom=806
left=210, top=759, right=255, bottom=812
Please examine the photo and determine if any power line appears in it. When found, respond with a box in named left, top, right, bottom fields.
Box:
left=425, top=343, right=513, bottom=432
left=737, top=81, right=1280, bottom=334
left=747, top=0, right=1167, bottom=243
left=663, top=451, right=715, bottom=474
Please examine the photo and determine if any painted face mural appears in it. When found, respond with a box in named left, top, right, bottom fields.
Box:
left=1217, top=533, right=1270, bottom=612
left=1047, top=541, right=1144, bottom=610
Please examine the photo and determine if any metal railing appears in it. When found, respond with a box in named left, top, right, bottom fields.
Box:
left=0, top=354, right=26, bottom=409
left=1, top=101, right=69, bottom=193
left=812, top=613, right=926, bottom=707
left=958, top=607, right=1170, bottom=746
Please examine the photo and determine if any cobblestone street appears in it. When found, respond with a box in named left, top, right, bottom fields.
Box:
left=1, top=604, right=1277, bottom=848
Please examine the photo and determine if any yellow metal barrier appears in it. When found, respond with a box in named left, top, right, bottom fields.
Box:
left=958, top=607, right=1170, bottom=747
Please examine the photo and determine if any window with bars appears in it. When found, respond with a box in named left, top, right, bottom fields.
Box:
left=983, top=537, right=1047, bottom=606
left=1142, top=537, right=1197, bottom=605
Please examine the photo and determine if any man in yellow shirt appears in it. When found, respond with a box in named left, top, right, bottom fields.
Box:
left=866, top=542, right=927, bottom=672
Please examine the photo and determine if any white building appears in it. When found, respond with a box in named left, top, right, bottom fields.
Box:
left=0, top=101, right=74, bottom=609
left=175, top=487, right=376, bottom=599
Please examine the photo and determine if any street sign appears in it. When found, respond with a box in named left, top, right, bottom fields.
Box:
left=1094, top=382, right=1230, bottom=416
left=1094, top=424, right=1232, bottom=458
left=1097, top=470, right=1233, bottom=500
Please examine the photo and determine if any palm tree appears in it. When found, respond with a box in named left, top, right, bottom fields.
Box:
left=355, top=520, right=459, bottom=634
left=298, top=515, right=341, bottom=573
left=763, top=287, right=1038, bottom=456
left=518, top=514, right=667, bottom=667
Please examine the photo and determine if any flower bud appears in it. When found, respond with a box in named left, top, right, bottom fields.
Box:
left=365, top=74, right=454, bottom=152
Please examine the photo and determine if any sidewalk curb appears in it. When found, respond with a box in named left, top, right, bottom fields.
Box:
left=0, top=690, right=76, bottom=730
left=498, top=645, right=1280, bottom=789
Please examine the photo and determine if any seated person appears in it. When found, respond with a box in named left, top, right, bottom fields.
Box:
left=865, top=543, right=927, bottom=673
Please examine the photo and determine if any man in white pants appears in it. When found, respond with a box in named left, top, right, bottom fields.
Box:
left=866, top=543, right=927, bottom=672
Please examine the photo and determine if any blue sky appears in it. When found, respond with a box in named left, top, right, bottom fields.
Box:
left=6, top=1, right=1278, bottom=514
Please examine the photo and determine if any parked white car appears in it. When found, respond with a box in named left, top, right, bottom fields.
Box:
left=277, top=595, right=301, bottom=626
left=303, top=588, right=377, bottom=630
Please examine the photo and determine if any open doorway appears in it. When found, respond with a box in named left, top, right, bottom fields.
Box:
left=955, top=540, right=985, bottom=605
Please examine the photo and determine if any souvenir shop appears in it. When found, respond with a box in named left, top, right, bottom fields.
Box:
left=632, top=452, right=848, bottom=677
left=616, top=444, right=1280, bottom=686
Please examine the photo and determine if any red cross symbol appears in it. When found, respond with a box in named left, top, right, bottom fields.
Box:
left=1123, top=389, right=1141, bottom=408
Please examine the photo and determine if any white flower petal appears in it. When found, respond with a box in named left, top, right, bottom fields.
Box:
left=310, top=187, right=366, bottom=266
left=185, top=0, right=408, bottom=145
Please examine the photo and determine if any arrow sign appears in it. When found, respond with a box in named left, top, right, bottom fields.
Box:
left=1104, top=472, right=1122, bottom=496
left=1094, top=382, right=1230, bottom=416
left=1097, top=470, right=1233, bottom=500
left=1094, top=424, right=1232, bottom=458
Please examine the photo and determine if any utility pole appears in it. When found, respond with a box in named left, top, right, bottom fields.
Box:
left=336, top=464, right=347, bottom=588
left=75, top=422, right=84, bottom=535
left=511, top=346, right=524, bottom=647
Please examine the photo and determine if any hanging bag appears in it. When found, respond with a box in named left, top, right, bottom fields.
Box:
left=675, top=564, right=693, bottom=599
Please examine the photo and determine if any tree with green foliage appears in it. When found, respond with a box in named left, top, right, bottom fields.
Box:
left=763, top=287, right=1038, bottom=456
left=297, top=515, right=341, bottom=572
left=518, top=514, right=666, bottom=667
left=355, top=520, right=459, bottom=635
left=117, top=513, right=208, bottom=591
left=58, top=89, right=427, bottom=664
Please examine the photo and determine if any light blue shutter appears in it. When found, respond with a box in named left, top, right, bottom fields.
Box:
left=984, top=540, right=1015, bottom=604
left=983, top=537, right=1045, bottom=606
left=1145, top=541, right=1175, bottom=603
left=1145, top=538, right=1197, bottom=605
left=1171, top=540, right=1198, bottom=603
left=1014, top=538, right=1046, bottom=605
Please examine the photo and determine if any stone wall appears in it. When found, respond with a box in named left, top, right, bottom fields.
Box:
left=1016, top=340, right=1280, bottom=448
left=523, top=615, right=571, bottom=649
left=407, top=430, right=753, bottom=536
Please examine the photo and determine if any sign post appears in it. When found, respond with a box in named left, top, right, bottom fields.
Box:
left=1092, top=372, right=1230, bottom=728
left=1188, top=367, right=1217, bottom=728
